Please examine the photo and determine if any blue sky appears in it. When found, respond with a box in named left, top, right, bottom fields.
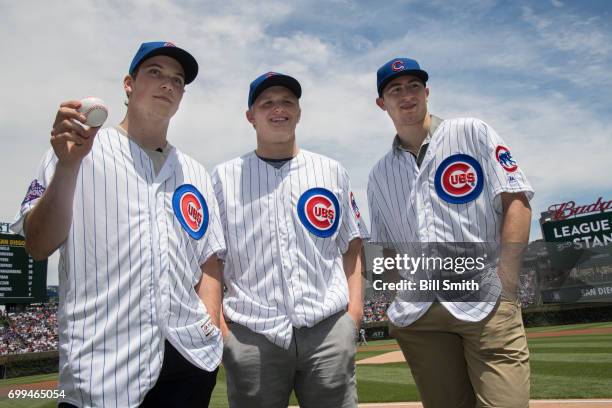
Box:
left=1, top=0, right=611, bottom=284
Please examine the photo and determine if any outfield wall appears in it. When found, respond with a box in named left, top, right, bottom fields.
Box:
left=362, top=303, right=612, bottom=340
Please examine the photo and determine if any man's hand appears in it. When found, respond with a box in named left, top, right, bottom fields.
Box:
left=196, top=256, right=223, bottom=330
left=220, top=314, right=230, bottom=339
left=51, top=101, right=100, bottom=167
left=23, top=100, right=103, bottom=260
left=347, top=305, right=363, bottom=329
left=343, top=238, right=364, bottom=328
left=499, top=192, right=531, bottom=300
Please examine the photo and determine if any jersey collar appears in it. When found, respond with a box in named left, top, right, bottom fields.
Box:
left=392, top=114, right=443, bottom=154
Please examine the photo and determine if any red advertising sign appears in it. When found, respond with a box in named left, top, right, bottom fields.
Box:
left=548, top=197, right=612, bottom=221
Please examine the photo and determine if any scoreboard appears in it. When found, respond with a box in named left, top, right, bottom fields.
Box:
left=542, top=211, right=612, bottom=249
left=0, top=228, right=47, bottom=304
left=539, top=204, right=612, bottom=304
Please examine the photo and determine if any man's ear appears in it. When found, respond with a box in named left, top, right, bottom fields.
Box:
left=376, top=97, right=386, bottom=111
left=246, top=109, right=255, bottom=124
left=246, top=109, right=256, bottom=128
left=123, top=75, right=133, bottom=98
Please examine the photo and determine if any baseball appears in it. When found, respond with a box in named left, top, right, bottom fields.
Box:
left=78, top=97, right=108, bottom=127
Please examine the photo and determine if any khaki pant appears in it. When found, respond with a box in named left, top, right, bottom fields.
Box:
left=390, top=298, right=530, bottom=408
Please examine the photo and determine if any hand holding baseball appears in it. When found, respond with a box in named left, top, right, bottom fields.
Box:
left=50, top=99, right=106, bottom=167
left=78, top=97, right=108, bottom=127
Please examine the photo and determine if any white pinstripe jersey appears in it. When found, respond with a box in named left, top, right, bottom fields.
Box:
left=12, top=128, right=226, bottom=408
left=212, top=149, right=369, bottom=349
left=368, top=117, right=534, bottom=326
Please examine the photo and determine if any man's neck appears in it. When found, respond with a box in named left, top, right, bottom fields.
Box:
left=256, top=136, right=298, bottom=160
left=119, top=111, right=170, bottom=151
left=396, top=114, right=431, bottom=154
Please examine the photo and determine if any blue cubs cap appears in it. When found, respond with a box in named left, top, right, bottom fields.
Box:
left=129, top=41, right=199, bottom=84
left=248, top=72, right=302, bottom=108
left=377, top=57, right=429, bottom=96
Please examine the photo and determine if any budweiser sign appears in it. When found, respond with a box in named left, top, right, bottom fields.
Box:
left=548, top=197, right=612, bottom=221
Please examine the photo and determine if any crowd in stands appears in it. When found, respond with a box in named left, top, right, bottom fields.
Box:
left=0, top=303, right=58, bottom=355
left=519, top=269, right=538, bottom=306
left=362, top=291, right=393, bottom=323
left=2, top=265, right=604, bottom=354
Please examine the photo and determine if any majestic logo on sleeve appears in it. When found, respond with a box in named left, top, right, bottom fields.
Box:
left=350, top=191, right=361, bottom=219
left=172, top=184, right=209, bottom=240
left=297, top=188, right=340, bottom=238
left=21, top=180, right=46, bottom=205
left=434, top=154, right=484, bottom=204
left=495, top=145, right=518, bottom=172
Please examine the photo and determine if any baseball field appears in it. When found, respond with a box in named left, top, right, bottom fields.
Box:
left=0, top=321, right=611, bottom=408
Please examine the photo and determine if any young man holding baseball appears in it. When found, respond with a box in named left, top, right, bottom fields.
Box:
left=367, top=57, right=533, bottom=408
left=12, top=42, right=225, bottom=408
left=212, top=72, right=369, bottom=408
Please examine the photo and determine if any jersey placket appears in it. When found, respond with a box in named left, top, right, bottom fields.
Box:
left=400, top=151, right=430, bottom=243
left=270, top=164, right=296, bottom=346
left=413, top=119, right=441, bottom=244
left=149, top=157, right=176, bottom=338
left=130, top=141, right=161, bottom=380
left=282, top=162, right=307, bottom=328
left=417, top=149, right=437, bottom=243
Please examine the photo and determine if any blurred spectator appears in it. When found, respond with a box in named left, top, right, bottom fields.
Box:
left=362, top=291, right=392, bottom=323
left=519, top=270, right=537, bottom=306
left=0, top=303, right=58, bottom=355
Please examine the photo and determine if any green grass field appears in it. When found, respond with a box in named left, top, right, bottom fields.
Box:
left=526, top=321, right=612, bottom=333
left=1, top=322, right=610, bottom=407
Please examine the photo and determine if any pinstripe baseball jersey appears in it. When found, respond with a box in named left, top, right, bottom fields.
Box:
left=12, top=128, right=225, bottom=408
left=212, top=149, right=369, bottom=349
left=368, top=117, right=534, bottom=326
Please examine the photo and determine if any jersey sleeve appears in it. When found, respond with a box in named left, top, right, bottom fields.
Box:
left=10, top=149, right=58, bottom=236
left=477, top=120, right=534, bottom=200
left=335, top=167, right=369, bottom=254
left=209, top=166, right=228, bottom=262
left=197, top=170, right=227, bottom=266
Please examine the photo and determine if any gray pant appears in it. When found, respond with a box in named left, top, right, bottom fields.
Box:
left=222, top=311, right=358, bottom=408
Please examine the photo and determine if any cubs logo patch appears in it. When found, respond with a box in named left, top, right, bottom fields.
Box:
left=495, top=145, right=518, bottom=172
left=21, top=180, right=46, bottom=205
left=350, top=191, right=361, bottom=219
left=434, top=154, right=484, bottom=204
left=172, top=184, right=209, bottom=240
left=297, top=188, right=340, bottom=238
